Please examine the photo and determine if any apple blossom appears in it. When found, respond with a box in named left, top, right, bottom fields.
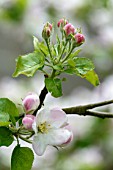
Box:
left=22, top=92, right=40, bottom=114
left=74, top=33, right=85, bottom=46
left=32, top=107, right=73, bottom=156
left=63, top=23, right=75, bottom=36
left=22, top=114, right=36, bottom=130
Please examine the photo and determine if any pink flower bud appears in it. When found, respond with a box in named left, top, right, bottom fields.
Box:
left=22, top=114, right=36, bottom=130
left=42, top=22, right=53, bottom=39
left=57, top=18, right=68, bottom=27
left=23, top=92, right=40, bottom=114
left=74, top=33, right=85, bottom=46
left=63, top=23, right=75, bottom=36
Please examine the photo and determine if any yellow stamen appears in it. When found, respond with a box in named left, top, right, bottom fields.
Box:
left=38, top=121, right=50, bottom=133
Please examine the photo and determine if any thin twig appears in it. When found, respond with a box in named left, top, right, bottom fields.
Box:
left=63, top=99, right=113, bottom=119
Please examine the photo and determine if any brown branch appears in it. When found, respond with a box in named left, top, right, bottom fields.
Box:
left=63, top=99, right=113, bottom=119
left=33, top=86, right=48, bottom=115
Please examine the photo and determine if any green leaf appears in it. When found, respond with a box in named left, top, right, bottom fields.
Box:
left=64, top=68, right=75, bottom=75
left=0, top=127, right=14, bottom=147
left=11, top=145, right=34, bottom=170
left=33, top=36, right=39, bottom=51
left=0, top=98, right=19, bottom=124
left=70, top=49, right=82, bottom=58
left=0, top=112, right=10, bottom=127
left=74, top=57, right=95, bottom=75
left=33, top=36, right=48, bottom=55
left=0, top=112, right=9, bottom=122
left=83, top=70, right=100, bottom=86
left=68, top=59, right=76, bottom=67
left=45, top=78, right=62, bottom=97
left=13, top=51, right=45, bottom=77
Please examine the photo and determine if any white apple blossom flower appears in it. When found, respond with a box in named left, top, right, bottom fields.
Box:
left=32, top=107, right=73, bottom=156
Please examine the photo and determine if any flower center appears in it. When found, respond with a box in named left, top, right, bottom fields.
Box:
left=38, top=121, right=50, bottom=133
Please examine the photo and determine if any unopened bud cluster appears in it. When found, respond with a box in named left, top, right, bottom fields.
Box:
left=42, top=18, right=85, bottom=47
left=57, top=18, right=85, bottom=46
left=22, top=92, right=40, bottom=130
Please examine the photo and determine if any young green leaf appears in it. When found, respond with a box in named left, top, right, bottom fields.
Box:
left=13, top=51, right=45, bottom=77
left=65, top=57, right=94, bottom=75
left=33, top=36, right=49, bottom=55
left=67, top=59, right=76, bottom=67
left=74, top=57, right=95, bottom=75
left=45, top=78, right=62, bottom=97
left=11, top=145, right=34, bottom=170
left=0, top=127, right=14, bottom=147
left=69, top=49, right=82, bottom=58
left=33, top=36, right=39, bottom=51
left=83, top=70, right=100, bottom=86
left=0, top=98, right=19, bottom=124
left=0, top=112, right=10, bottom=127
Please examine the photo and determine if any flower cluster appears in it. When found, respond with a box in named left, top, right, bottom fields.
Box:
left=22, top=93, right=73, bottom=156
left=42, top=18, right=85, bottom=47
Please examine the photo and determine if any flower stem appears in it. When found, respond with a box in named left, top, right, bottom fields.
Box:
left=62, top=46, right=74, bottom=63
left=19, top=135, right=32, bottom=144
left=58, top=41, right=68, bottom=62
left=45, top=39, right=53, bottom=61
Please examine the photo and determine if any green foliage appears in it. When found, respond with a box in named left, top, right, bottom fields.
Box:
left=13, top=22, right=99, bottom=98
left=33, top=36, right=49, bottom=55
left=0, top=112, right=10, bottom=126
left=69, top=49, right=82, bottom=58
left=83, top=70, right=100, bottom=86
left=11, top=145, right=34, bottom=170
left=13, top=52, right=45, bottom=77
left=45, top=77, right=62, bottom=97
left=0, top=98, right=19, bottom=124
left=0, top=127, right=14, bottom=147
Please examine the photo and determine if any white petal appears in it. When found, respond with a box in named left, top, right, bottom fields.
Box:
left=49, top=107, right=68, bottom=128
left=36, top=108, right=68, bottom=128
left=32, top=121, right=37, bottom=133
left=46, top=128, right=72, bottom=146
left=32, top=134, right=47, bottom=156
left=35, top=108, right=50, bottom=126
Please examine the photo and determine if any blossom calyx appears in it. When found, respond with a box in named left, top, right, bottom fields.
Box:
left=74, top=33, right=85, bottom=46
left=63, top=23, right=75, bottom=36
left=22, top=114, right=36, bottom=130
left=23, top=92, right=40, bottom=114
left=42, top=22, right=53, bottom=39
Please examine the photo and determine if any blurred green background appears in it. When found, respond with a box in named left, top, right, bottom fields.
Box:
left=0, top=0, right=113, bottom=170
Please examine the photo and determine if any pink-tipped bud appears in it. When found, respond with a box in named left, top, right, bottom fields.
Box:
left=57, top=18, right=68, bottom=27
left=63, top=23, right=75, bottom=36
left=23, top=92, right=40, bottom=114
left=74, top=33, right=85, bottom=46
left=22, top=114, right=36, bottom=130
left=42, top=22, right=53, bottom=39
